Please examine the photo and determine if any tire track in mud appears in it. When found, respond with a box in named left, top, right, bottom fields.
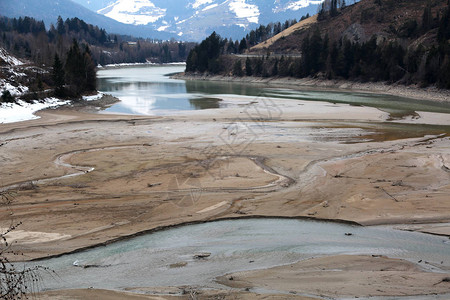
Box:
left=0, top=144, right=293, bottom=195
left=295, top=134, right=448, bottom=190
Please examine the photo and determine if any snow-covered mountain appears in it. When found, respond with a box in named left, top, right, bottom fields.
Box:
left=1, top=0, right=326, bottom=41
left=0, top=0, right=175, bottom=40
left=72, top=0, right=325, bottom=40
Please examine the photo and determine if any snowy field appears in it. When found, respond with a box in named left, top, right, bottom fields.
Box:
left=0, top=98, right=70, bottom=124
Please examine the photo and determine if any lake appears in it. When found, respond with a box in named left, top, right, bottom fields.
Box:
left=97, top=64, right=450, bottom=117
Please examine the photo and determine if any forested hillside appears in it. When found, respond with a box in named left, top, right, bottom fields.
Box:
left=186, top=0, right=450, bottom=89
left=0, top=16, right=195, bottom=102
left=0, top=16, right=194, bottom=66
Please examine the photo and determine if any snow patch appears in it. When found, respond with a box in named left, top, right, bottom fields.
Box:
left=274, top=0, right=324, bottom=12
left=191, top=0, right=214, bottom=9
left=0, top=79, right=29, bottom=96
left=228, top=0, right=259, bottom=24
left=0, top=48, right=24, bottom=66
left=98, top=0, right=166, bottom=25
left=0, top=98, right=70, bottom=124
left=82, top=92, right=104, bottom=102
left=158, top=25, right=170, bottom=31
left=202, top=4, right=218, bottom=11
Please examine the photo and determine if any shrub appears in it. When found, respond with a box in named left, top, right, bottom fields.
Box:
left=1, top=90, right=15, bottom=103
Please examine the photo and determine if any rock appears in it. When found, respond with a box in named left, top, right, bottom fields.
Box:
left=193, top=252, right=211, bottom=259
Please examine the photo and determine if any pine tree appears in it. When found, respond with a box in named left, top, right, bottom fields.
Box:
left=64, top=40, right=96, bottom=96
left=65, top=39, right=83, bottom=95
left=1, top=90, right=15, bottom=103
left=52, top=53, right=65, bottom=97
left=272, top=59, right=279, bottom=76
left=238, top=38, right=247, bottom=53
left=56, top=16, right=65, bottom=35
left=245, top=57, right=253, bottom=76
left=232, top=60, right=243, bottom=77
left=186, top=49, right=198, bottom=72
left=422, top=3, right=433, bottom=31
left=83, top=45, right=96, bottom=92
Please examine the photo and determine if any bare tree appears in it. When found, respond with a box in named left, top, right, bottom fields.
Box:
left=0, top=191, right=47, bottom=299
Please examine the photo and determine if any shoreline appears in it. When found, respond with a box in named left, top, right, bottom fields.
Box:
left=30, top=215, right=363, bottom=262
left=174, top=73, right=450, bottom=104
left=2, top=98, right=450, bottom=261
left=2, top=82, right=450, bottom=299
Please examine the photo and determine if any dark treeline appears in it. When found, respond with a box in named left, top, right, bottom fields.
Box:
left=318, top=0, right=351, bottom=20
left=186, top=15, right=311, bottom=72
left=0, top=16, right=195, bottom=66
left=244, top=17, right=307, bottom=48
left=187, top=1, right=450, bottom=89
left=52, top=40, right=97, bottom=97
left=0, top=15, right=195, bottom=99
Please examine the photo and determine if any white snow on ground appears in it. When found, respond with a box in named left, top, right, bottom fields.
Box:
left=0, top=48, right=71, bottom=124
left=0, top=98, right=70, bottom=124
left=0, top=48, right=24, bottom=66
left=1, top=48, right=29, bottom=96
left=228, top=0, right=260, bottom=24
left=99, top=62, right=185, bottom=68
left=0, top=79, right=29, bottom=96
left=82, top=92, right=104, bottom=101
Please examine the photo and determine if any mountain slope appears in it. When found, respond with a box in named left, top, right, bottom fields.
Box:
left=72, top=0, right=327, bottom=40
left=251, top=14, right=318, bottom=51
left=0, top=0, right=175, bottom=39
left=187, top=0, right=450, bottom=88
left=252, top=0, right=447, bottom=53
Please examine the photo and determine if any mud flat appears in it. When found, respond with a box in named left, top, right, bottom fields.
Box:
left=1, top=94, right=449, bottom=299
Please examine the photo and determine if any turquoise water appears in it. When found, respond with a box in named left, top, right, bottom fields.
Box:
left=31, top=219, right=450, bottom=291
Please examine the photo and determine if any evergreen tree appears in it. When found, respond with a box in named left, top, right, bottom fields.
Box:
left=52, top=53, right=65, bottom=97
left=232, top=60, right=243, bottom=76
left=83, top=45, right=96, bottom=92
left=64, top=40, right=96, bottom=96
left=272, top=59, right=279, bottom=76
left=238, top=38, right=247, bottom=53
left=310, top=28, right=323, bottom=73
left=245, top=57, right=253, bottom=76
left=1, top=90, right=15, bottom=103
left=56, top=16, right=65, bottom=35
left=422, top=3, right=433, bottom=31
left=65, top=39, right=83, bottom=94
left=186, top=49, right=198, bottom=72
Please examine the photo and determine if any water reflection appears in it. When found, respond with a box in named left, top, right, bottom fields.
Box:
left=97, top=65, right=450, bottom=117
left=189, top=97, right=222, bottom=109
left=185, top=79, right=263, bottom=96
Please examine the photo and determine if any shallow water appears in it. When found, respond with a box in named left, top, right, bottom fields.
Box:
left=98, top=65, right=450, bottom=116
left=32, top=219, right=450, bottom=292
left=97, top=65, right=224, bottom=115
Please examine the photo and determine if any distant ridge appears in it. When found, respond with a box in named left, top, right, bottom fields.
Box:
left=0, top=0, right=176, bottom=40
left=71, top=0, right=327, bottom=41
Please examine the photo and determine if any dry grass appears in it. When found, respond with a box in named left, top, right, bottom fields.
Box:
left=251, top=15, right=317, bottom=51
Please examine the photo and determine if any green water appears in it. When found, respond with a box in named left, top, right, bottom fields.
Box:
left=98, top=65, right=450, bottom=117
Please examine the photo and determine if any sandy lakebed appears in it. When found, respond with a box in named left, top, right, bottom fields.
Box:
left=1, top=87, right=450, bottom=299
